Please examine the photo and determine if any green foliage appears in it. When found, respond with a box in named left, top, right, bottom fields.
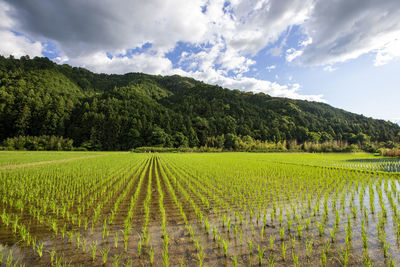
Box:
left=1, top=55, right=399, bottom=151
left=2, top=135, right=74, bottom=151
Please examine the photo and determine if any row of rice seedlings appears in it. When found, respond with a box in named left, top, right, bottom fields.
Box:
left=167, top=157, right=296, bottom=265
left=0, top=154, right=142, bottom=250
left=108, top=159, right=149, bottom=225
left=70, top=159, right=150, bottom=264
left=97, top=159, right=151, bottom=265
left=2, top=152, right=400, bottom=265
left=0, top=154, right=149, bottom=265
left=159, top=158, right=207, bottom=266
left=162, top=153, right=400, bottom=265
left=155, top=157, right=169, bottom=266
left=122, top=159, right=150, bottom=252
left=141, top=157, right=154, bottom=260
left=0, top=207, right=74, bottom=266
left=1, top=154, right=137, bottom=223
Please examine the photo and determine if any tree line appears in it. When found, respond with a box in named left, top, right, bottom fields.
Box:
left=0, top=55, right=399, bottom=151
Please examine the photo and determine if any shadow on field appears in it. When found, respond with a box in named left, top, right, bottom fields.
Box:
left=343, top=158, right=400, bottom=173
left=344, top=158, right=400, bottom=163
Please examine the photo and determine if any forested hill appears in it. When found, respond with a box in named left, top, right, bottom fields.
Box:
left=1, top=55, right=399, bottom=150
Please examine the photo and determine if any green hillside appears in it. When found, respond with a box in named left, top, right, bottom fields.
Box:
left=1, top=55, right=399, bottom=150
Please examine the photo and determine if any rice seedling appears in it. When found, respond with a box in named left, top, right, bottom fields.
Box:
left=6, top=250, right=14, bottom=267
left=383, top=241, right=389, bottom=259
left=231, top=255, right=238, bottom=267
left=389, top=255, right=395, bottom=267
left=37, top=242, right=44, bottom=258
left=257, top=245, right=266, bottom=266
left=318, top=221, right=324, bottom=237
left=248, top=240, right=253, bottom=255
left=82, top=237, right=87, bottom=253
left=269, top=236, right=275, bottom=251
left=361, top=219, right=368, bottom=251
left=212, top=226, right=217, bottom=241
left=279, top=226, right=285, bottom=240
left=364, top=256, right=372, bottom=266
left=292, top=251, right=299, bottom=267
left=306, top=239, right=313, bottom=260
left=281, top=242, right=287, bottom=261
left=222, top=239, right=228, bottom=257
left=112, top=254, right=121, bottom=267
left=330, top=229, right=336, bottom=243
left=197, top=245, right=205, bottom=267
left=100, top=247, right=110, bottom=264
left=149, top=246, right=154, bottom=266
left=138, top=235, right=143, bottom=257
left=125, top=258, right=133, bottom=267
left=321, top=249, right=327, bottom=267
left=1, top=152, right=400, bottom=266
left=296, top=224, right=303, bottom=239
left=340, top=247, right=349, bottom=267
left=287, top=218, right=292, bottom=234
left=0, top=248, right=4, bottom=264
left=91, top=242, right=97, bottom=262
left=321, top=242, right=331, bottom=267
left=49, top=249, right=56, bottom=265
left=291, top=235, right=296, bottom=249
left=76, top=232, right=81, bottom=249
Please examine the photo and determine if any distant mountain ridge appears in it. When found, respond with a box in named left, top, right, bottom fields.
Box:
left=0, top=55, right=399, bottom=150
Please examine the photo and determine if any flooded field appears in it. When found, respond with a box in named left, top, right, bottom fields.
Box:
left=0, top=152, right=399, bottom=266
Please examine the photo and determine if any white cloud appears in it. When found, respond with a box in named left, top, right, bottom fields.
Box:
left=5, top=0, right=210, bottom=56
left=323, top=65, right=337, bottom=72
left=178, top=38, right=256, bottom=76
left=0, top=2, right=42, bottom=58
left=0, top=1, right=13, bottom=29
left=68, top=51, right=173, bottom=75
left=53, top=56, right=69, bottom=64
left=374, top=35, right=400, bottom=66
left=3, top=0, right=400, bottom=69
left=1, top=0, right=331, bottom=102
left=390, top=118, right=400, bottom=125
left=176, top=67, right=325, bottom=102
left=298, top=0, right=400, bottom=66
left=299, top=37, right=312, bottom=47
left=286, top=48, right=303, bottom=62
left=267, top=26, right=293, bottom=57
left=0, top=31, right=42, bottom=58
left=266, top=65, right=276, bottom=71
left=5, top=0, right=315, bottom=66
left=223, top=0, right=313, bottom=56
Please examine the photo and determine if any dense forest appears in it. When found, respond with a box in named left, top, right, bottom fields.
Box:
left=0, top=55, right=399, bottom=151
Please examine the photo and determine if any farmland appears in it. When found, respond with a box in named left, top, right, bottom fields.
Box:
left=0, top=152, right=400, bottom=266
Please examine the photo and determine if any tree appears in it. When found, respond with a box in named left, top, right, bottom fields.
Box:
left=188, top=127, right=199, bottom=147
left=215, top=135, right=225, bottom=148
left=150, top=127, right=170, bottom=147
left=172, top=132, right=188, bottom=147
left=356, top=132, right=370, bottom=145
left=224, top=133, right=237, bottom=149
left=1, top=55, right=399, bottom=151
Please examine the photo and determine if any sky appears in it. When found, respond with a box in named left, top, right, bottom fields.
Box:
left=1, top=0, right=399, bottom=124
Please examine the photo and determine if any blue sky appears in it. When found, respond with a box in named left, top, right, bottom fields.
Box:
left=1, top=0, right=400, bottom=123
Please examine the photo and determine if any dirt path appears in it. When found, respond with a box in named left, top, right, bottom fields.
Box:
left=0, top=154, right=104, bottom=170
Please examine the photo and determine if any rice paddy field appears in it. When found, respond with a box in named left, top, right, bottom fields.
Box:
left=1, top=152, right=400, bottom=266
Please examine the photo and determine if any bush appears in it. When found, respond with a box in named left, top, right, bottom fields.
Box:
left=73, top=147, right=88, bottom=151
left=132, top=147, right=178, bottom=153
left=378, top=148, right=400, bottom=157
left=1, top=136, right=75, bottom=151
